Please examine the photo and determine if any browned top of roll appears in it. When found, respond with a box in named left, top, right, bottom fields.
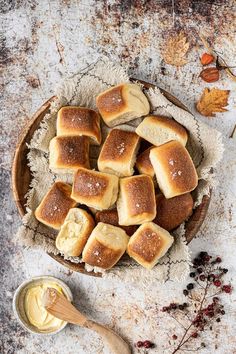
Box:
left=82, top=238, right=122, bottom=269
left=122, top=175, right=155, bottom=216
left=154, top=193, right=193, bottom=231
left=151, top=141, right=198, bottom=193
left=36, top=182, right=76, bottom=225
left=144, top=115, right=188, bottom=142
left=99, top=129, right=140, bottom=162
left=55, top=136, right=90, bottom=167
left=96, top=85, right=124, bottom=114
left=129, top=227, right=164, bottom=262
left=135, top=146, right=154, bottom=175
left=73, top=168, right=109, bottom=197
left=95, top=209, right=137, bottom=236
left=58, top=106, right=100, bottom=131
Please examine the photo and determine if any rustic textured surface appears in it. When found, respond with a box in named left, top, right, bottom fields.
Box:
left=1, top=1, right=236, bottom=353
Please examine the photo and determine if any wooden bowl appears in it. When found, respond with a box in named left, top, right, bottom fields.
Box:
left=11, top=79, right=211, bottom=276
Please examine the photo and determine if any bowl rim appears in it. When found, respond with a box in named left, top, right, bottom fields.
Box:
left=12, top=275, right=73, bottom=335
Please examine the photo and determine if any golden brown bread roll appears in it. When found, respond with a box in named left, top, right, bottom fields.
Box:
left=55, top=208, right=95, bottom=257
left=35, top=182, right=77, bottom=229
left=82, top=222, right=129, bottom=269
left=127, top=222, right=174, bottom=269
left=49, top=136, right=90, bottom=173
left=117, top=175, right=156, bottom=225
left=135, top=146, right=155, bottom=177
left=71, top=168, right=119, bottom=210
left=57, top=106, right=101, bottom=145
left=98, top=129, right=140, bottom=177
left=149, top=140, right=198, bottom=198
left=136, top=115, right=188, bottom=146
left=96, top=83, right=150, bottom=127
left=95, top=209, right=137, bottom=236
left=154, top=193, right=193, bottom=231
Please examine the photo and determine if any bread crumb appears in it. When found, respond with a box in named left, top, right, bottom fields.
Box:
left=178, top=170, right=182, bottom=175
left=169, top=159, right=175, bottom=166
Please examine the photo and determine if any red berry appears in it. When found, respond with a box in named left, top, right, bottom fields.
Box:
left=191, top=332, right=198, bottom=338
left=137, top=341, right=143, bottom=348
left=199, top=274, right=205, bottom=281
left=172, top=334, right=178, bottom=340
left=143, top=340, right=154, bottom=348
left=162, top=306, right=168, bottom=312
left=204, top=255, right=210, bottom=262
left=222, top=285, right=232, bottom=293
left=213, top=280, right=222, bottom=287
left=215, top=257, right=222, bottom=263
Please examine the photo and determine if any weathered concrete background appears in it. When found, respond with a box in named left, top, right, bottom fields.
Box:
left=1, top=1, right=236, bottom=353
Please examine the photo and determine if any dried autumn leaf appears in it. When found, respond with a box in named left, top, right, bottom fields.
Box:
left=196, top=88, right=230, bottom=117
left=162, top=32, right=189, bottom=67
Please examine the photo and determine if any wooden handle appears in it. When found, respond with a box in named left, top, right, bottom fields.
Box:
left=84, top=320, right=131, bottom=354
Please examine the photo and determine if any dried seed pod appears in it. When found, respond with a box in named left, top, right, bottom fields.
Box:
left=199, top=67, right=220, bottom=83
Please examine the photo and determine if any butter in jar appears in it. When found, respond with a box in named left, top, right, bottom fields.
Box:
left=24, top=281, right=65, bottom=333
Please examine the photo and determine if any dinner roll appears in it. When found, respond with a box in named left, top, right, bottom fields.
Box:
left=49, top=136, right=90, bottom=173
left=154, top=193, right=193, bottom=231
left=35, top=182, right=77, bottom=230
left=135, top=146, right=155, bottom=177
left=96, top=83, right=150, bottom=127
left=127, top=222, right=174, bottom=270
left=117, top=175, right=156, bottom=225
left=136, top=115, right=188, bottom=146
left=82, top=222, right=129, bottom=269
left=57, top=106, right=101, bottom=145
left=56, top=208, right=95, bottom=257
left=98, top=129, right=140, bottom=177
left=95, top=209, right=137, bottom=236
left=149, top=141, right=198, bottom=198
left=71, top=168, right=119, bottom=210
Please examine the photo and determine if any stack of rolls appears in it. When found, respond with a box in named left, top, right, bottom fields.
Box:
left=35, top=83, right=198, bottom=271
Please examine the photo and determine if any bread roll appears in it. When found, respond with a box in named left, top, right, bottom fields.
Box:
left=82, top=222, right=129, bottom=269
left=154, top=193, right=193, bottom=231
left=55, top=208, right=95, bottom=257
left=49, top=136, right=90, bottom=173
left=96, top=83, right=150, bottom=127
left=135, top=146, right=155, bottom=177
left=149, top=141, right=198, bottom=198
left=98, top=129, right=140, bottom=177
left=117, top=175, right=156, bottom=225
left=127, top=222, right=174, bottom=269
left=72, top=168, right=119, bottom=210
left=95, top=209, right=137, bottom=236
left=57, top=106, right=101, bottom=145
left=35, top=182, right=77, bottom=229
left=136, top=115, right=188, bottom=146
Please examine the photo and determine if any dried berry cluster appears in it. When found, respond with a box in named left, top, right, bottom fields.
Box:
left=164, top=252, right=232, bottom=353
left=135, top=252, right=232, bottom=352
